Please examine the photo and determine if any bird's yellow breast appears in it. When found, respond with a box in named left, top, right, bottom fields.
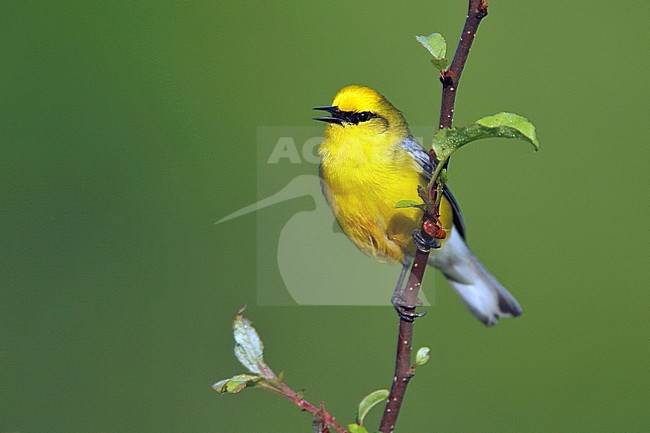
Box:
left=319, top=132, right=453, bottom=264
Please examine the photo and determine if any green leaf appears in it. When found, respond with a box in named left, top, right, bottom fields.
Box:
left=348, top=424, right=370, bottom=433
left=432, top=112, right=540, bottom=160
left=416, top=347, right=431, bottom=366
left=395, top=199, right=424, bottom=210
left=212, top=374, right=262, bottom=394
left=416, top=32, right=447, bottom=70
left=357, top=389, right=389, bottom=426
left=232, top=306, right=270, bottom=376
left=476, top=112, right=541, bottom=150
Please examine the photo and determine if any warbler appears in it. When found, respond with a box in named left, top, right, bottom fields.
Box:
left=314, top=85, right=522, bottom=326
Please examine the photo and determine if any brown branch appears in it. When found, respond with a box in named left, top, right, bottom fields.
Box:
left=439, top=0, right=488, bottom=131
left=378, top=2, right=488, bottom=432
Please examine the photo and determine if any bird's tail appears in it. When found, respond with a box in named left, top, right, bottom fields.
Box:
left=428, top=230, right=523, bottom=327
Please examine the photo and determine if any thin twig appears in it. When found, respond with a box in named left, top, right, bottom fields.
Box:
left=378, top=2, right=488, bottom=432
left=259, top=380, right=349, bottom=433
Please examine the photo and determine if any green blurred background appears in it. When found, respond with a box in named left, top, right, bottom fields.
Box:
left=1, top=1, right=648, bottom=432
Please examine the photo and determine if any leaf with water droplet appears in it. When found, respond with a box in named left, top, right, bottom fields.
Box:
left=416, top=32, right=448, bottom=70
left=432, top=112, right=540, bottom=160
left=357, top=389, right=389, bottom=426
left=476, top=112, right=540, bottom=150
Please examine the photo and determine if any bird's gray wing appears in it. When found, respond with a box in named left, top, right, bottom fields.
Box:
left=401, top=136, right=467, bottom=239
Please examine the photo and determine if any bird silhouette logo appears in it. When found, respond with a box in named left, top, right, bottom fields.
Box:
left=217, top=173, right=433, bottom=306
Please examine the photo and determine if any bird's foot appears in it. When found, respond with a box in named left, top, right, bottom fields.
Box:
left=391, top=292, right=426, bottom=322
left=412, top=229, right=441, bottom=253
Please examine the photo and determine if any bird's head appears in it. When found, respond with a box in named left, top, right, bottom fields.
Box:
left=313, top=85, right=410, bottom=140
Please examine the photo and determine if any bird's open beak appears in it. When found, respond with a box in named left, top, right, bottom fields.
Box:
left=313, top=106, right=344, bottom=125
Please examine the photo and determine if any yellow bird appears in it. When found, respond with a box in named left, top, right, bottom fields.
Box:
left=314, top=85, right=522, bottom=326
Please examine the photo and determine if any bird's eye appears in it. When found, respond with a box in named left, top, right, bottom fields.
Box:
left=357, top=111, right=372, bottom=122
